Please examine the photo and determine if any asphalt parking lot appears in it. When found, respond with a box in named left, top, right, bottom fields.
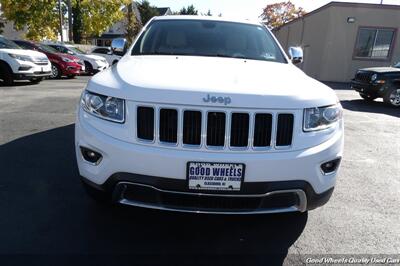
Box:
left=0, top=77, right=399, bottom=265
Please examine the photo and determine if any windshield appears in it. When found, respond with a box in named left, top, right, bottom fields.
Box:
left=131, top=20, right=287, bottom=63
left=39, top=44, right=59, bottom=54
left=0, top=36, right=21, bottom=49
left=67, top=46, right=86, bottom=54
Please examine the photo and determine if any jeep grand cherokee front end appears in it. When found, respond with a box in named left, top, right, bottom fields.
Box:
left=75, top=16, right=344, bottom=214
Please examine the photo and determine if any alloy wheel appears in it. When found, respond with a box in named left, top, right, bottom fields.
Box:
left=51, top=65, right=59, bottom=78
left=389, top=89, right=400, bottom=106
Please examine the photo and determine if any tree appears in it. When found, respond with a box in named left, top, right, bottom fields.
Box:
left=74, top=0, right=127, bottom=42
left=260, top=1, right=306, bottom=29
left=137, top=0, right=159, bottom=26
left=179, top=5, right=198, bottom=15
left=72, top=0, right=83, bottom=43
left=0, top=0, right=61, bottom=40
left=0, top=0, right=127, bottom=42
left=0, top=13, right=4, bottom=34
left=205, top=9, right=212, bottom=16
left=124, top=2, right=141, bottom=44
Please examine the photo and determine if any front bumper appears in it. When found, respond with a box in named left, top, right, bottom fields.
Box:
left=82, top=173, right=334, bottom=214
left=75, top=109, right=343, bottom=213
left=351, top=80, right=384, bottom=97
left=12, top=61, right=52, bottom=80
left=92, top=61, right=109, bottom=73
left=61, top=63, right=82, bottom=75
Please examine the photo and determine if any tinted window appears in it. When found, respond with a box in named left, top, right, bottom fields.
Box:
left=38, top=44, right=59, bottom=53
left=354, top=28, right=395, bottom=59
left=132, top=20, right=286, bottom=63
left=0, top=37, right=21, bottom=49
left=49, top=45, right=66, bottom=53
left=93, top=48, right=109, bottom=54
left=14, top=41, right=33, bottom=50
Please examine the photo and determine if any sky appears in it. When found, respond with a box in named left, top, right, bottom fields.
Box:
left=148, top=0, right=400, bottom=20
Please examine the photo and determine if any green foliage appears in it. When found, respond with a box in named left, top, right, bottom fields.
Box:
left=0, top=0, right=60, bottom=40
left=125, top=2, right=141, bottom=45
left=260, top=1, right=306, bottom=29
left=137, top=0, right=159, bottom=26
left=179, top=5, right=198, bottom=15
left=74, top=0, right=126, bottom=40
left=0, top=0, right=127, bottom=42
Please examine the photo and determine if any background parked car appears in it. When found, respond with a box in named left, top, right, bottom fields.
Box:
left=351, top=64, right=400, bottom=107
left=90, top=47, right=121, bottom=65
left=44, top=42, right=109, bottom=75
left=0, top=35, right=51, bottom=85
left=13, top=40, right=84, bottom=79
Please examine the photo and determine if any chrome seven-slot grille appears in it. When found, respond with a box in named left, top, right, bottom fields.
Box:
left=136, top=106, right=294, bottom=150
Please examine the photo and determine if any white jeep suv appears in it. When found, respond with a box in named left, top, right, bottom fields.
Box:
left=75, top=16, right=344, bottom=214
left=0, top=35, right=51, bottom=85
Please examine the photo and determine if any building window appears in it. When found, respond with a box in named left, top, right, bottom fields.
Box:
left=354, top=28, right=395, bottom=59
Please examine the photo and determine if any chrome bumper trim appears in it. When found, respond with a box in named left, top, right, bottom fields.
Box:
left=115, top=182, right=307, bottom=214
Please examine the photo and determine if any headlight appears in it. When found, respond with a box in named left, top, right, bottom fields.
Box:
left=61, top=56, right=73, bottom=62
left=8, top=53, right=33, bottom=62
left=81, top=90, right=125, bottom=123
left=371, top=74, right=378, bottom=81
left=303, top=104, right=342, bottom=132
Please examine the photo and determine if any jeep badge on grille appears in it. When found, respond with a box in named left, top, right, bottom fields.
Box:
left=203, top=94, right=232, bottom=105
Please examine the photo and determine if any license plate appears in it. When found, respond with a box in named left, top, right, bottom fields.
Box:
left=187, top=162, right=244, bottom=191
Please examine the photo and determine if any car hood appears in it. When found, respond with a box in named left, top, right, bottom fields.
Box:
left=88, top=55, right=338, bottom=109
left=359, top=67, right=400, bottom=73
left=1, top=48, right=48, bottom=59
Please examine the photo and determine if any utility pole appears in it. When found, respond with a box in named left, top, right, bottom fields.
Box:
left=67, top=0, right=73, bottom=42
left=58, top=0, right=64, bottom=42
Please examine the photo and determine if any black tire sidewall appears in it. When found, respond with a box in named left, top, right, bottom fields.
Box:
left=383, top=87, right=400, bottom=107
left=0, top=63, right=14, bottom=86
left=84, top=61, right=93, bottom=74
left=51, top=64, right=61, bottom=79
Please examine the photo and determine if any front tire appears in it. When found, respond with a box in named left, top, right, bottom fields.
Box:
left=84, top=61, right=94, bottom=75
left=81, top=180, right=111, bottom=203
left=383, top=87, right=400, bottom=107
left=51, top=64, right=61, bottom=79
left=0, top=63, right=14, bottom=86
left=359, top=93, right=377, bottom=101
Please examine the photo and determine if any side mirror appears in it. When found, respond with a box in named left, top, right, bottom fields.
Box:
left=288, top=46, right=303, bottom=64
left=111, top=38, right=128, bottom=56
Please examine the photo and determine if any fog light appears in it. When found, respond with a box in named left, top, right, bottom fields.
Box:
left=321, top=158, right=341, bottom=175
left=80, top=146, right=102, bottom=165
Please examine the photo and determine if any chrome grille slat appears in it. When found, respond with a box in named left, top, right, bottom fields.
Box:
left=135, top=105, right=295, bottom=151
